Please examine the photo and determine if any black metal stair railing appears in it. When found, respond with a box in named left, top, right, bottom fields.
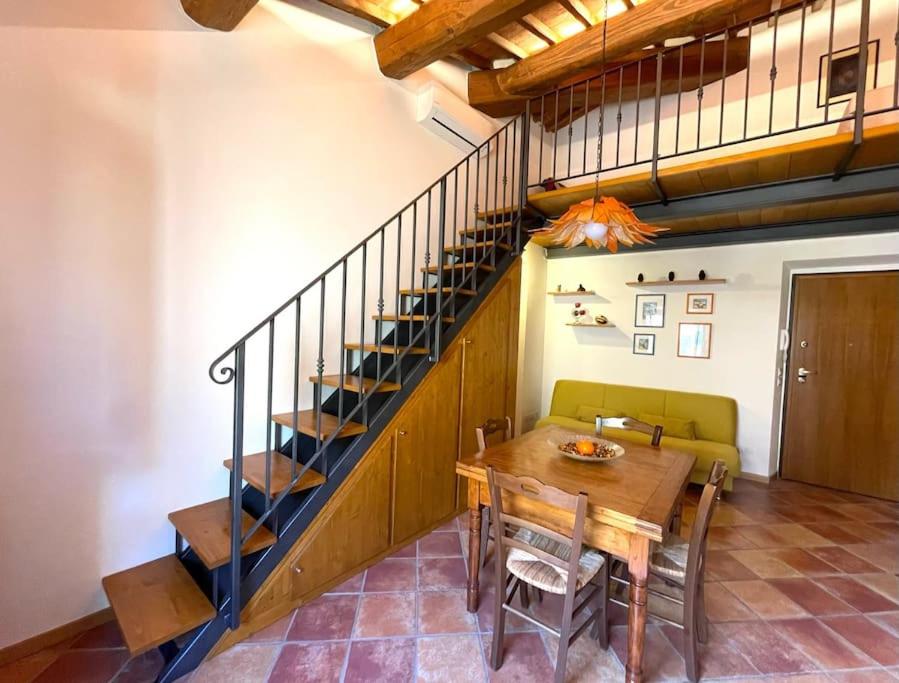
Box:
left=207, top=111, right=531, bottom=629
left=528, top=0, right=897, bottom=199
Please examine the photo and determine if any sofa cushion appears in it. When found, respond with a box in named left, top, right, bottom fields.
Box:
left=603, top=384, right=666, bottom=419
left=664, top=390, right=737, bottom=445
left=549, top=380, right=606, bottom=419
left=638, top=412, right=696, bottom=440
left=575, top=405, right=623, bottom=423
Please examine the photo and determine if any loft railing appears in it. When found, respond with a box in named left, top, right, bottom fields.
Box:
left=528, top=0, right=898, bottom=198
left=208, top=113, right=528, bottom=629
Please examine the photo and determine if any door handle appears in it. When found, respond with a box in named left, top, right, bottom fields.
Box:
left=797, top=367, right=816, bottom=383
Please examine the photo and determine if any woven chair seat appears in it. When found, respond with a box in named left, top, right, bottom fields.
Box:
left=650, top=535, right=689, bottom=583
left=506, top=528, right=605, bottom=594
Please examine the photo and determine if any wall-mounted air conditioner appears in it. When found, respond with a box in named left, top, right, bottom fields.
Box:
left=416, top=82, right=499, bottom=152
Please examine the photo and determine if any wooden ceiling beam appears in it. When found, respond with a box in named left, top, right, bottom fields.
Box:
left=558, top=0, right=594, bottom=28
left=374, top=0, right=547, bottom=79
left=483, top=0, right=798, bottom=98
left=180, top=0, right=259, bottom=30
left=518, top=16, right=561, bottom=45
left=316, top=0, right=396, bottom=28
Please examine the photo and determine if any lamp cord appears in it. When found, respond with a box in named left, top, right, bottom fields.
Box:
left=593, top=0, right=608, bottom=203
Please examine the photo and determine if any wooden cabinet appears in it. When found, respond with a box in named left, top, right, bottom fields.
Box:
left=393, top=341, right=462, bottom=544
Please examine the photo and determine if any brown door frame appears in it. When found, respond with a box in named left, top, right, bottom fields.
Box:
left=776, top=267, right=898, bottom=481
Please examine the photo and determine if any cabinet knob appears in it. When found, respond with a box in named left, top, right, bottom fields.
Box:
left=293, top=565, right=303, bottom=574
left=398, top=430, right=408, bottom=436
left=463, top=338, right=473, bottom=345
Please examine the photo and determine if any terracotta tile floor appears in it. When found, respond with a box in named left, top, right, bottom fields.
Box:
left=3, top=478, right=898, bottom=682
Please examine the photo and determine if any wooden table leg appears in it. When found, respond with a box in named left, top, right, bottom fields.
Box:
left=466, top=481, right=483, bottom=613
left=670, top=500, right=683, bottom=535
left=626, top=535, right=651, bottom=683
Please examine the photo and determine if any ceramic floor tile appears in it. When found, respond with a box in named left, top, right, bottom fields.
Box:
left=287, top=594, right=359, bottom=641
left=345, top=638, right=416, bottom=682
left=821, top=615, right=899, bottom=666
left=709, top=504, right=757, bottom=527
left=185, top=644, right=279, bottom=683
left=728, top=550, right=803, bottom=579
left=112, top=649, right=165, bottom=683
left=720, top=580, right=808, bottom=619
left=391, top=541, right=418, bottom=559
left=704, top=550, right=759, bottom=581
left=837, top=522, right=899, bottom=544
left=706, top=526, right=759, bottom=550
left=773, top=505, right=853, bottom=524
left=608, top=624, right=688, bottom=682
left=827, top=670, right=899, bottom=683
left=268, top=642, right=347, bottom=683
left=354, top=592, right=417, bottom=638
left=768, top=548, right=841, bottom=576
left=364, top=558, right=418, bottom=592
left=416, top=635, right=486, bottom=683
left=815, top=576, right=899, bottom=613
left=772, top=618, right=874, bottom=670
left=871, top=612, right=899, bottom=638
left=418, top=590, right=478, bottom=634
left=418, top=532, right=463, bottom=558
left=69, top=622, right=126, bottom=650
left=703, top=581, right=759, bottom=622
left=482, top=631, right=555, bottom=682
left=805, top=546, right=882, bottom=574
left=659, top=623, right=759, bottom=680
left=32, top=649, right=129, bottom=683
left=843, top=543, right=899, bottom=573
left=834, top=504, right=896, bottom=522
left=800, top=523, right=867, bottom=545
left=435, top=517, right=462, bottom=533
left=766, top=577, right=856, bottom=616
left=419, top=558, right=469, bottom=591
left=246, top=611, right=295, bottom=642
left=713, top=621, right=818, bottom=675
left=0, top=649, right=61, bottom=683
left=853, top=573, right=899, bottom=602
left=541, top=630, right=623, bottom=683
left=328, top=571, right=365, bottom=594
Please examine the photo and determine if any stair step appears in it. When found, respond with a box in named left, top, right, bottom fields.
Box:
left=373, top=314, right=455, bottom=323
left=345, top=343, right=430, bottom=356
left=102, top=555, right=215, bottom=657
left=224, top=451, right=327, bottom=496
left=272, top=409, right=367, bottom=439
left=168, top=498, right=276, bottom=570
left=399, top=287, right=476, bottom=297
left=477, top=205, right=532, bottom=222
left=421, top=262, right=496, bottom=274
left=459, top=221, right=514, bottom=237
left=309, top=373, right=401, bottom=393
left=444, top=240, right=511, bottom=253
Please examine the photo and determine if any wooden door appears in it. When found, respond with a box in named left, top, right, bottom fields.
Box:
left=781, top=271, right=899, bottom=500
left=393, top=341, right=462, bottom=543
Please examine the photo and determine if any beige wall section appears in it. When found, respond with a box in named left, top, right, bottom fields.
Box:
left=0, top=0, right=481, bottom=649
left=518, top=231, right=899, bottom=479
left=516, top=241, right=548, bottom=434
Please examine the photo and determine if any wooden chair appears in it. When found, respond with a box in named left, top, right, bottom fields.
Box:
left=475, top=417, right=513, bottom=567
left=608, top=460, right=728, bottom=682
left=596, top=415, right=663, bottom=447
left=486, top=466, right=609, bottom=683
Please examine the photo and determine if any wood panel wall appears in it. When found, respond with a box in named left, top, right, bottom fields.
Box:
left=212, top=260, right=521, bottom=654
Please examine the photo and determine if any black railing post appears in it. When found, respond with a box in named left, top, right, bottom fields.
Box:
left=650, top=51, right=667, bottom=204
left=834, top=0, right=871, bottom=179
left=516, top=101, right=530, bottom=255
left=229, top=343, right=246, bottom=629
left=432, top=178, right=447, bottom=363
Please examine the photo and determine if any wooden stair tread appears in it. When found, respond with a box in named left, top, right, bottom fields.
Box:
left=477, top=205, right=531, bottom=221
left=224, top=451, right=327, bottom=495
left=309, top=374, right=401, bottom=393
left=168, top=498, right=276, bottom=570
left=399, top=287, right=476, bottom=297
left=421, top=262, right=496, bottom=273
left=345, top=343, right=429, bottom=355
left=373, top=314, right=455, bottom=323
left=102, top=555, right=215, bottom=656
left=271, top=409, right=367, bottom=439
left=460, top=221, right=514, bottom=236
left=444, top=240, right=511, bottom=253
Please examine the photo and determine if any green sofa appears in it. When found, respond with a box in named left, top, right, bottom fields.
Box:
left=536, top=379, right=740, bottom=490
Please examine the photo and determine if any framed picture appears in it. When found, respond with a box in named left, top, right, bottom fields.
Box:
left=633, top=333, right=656, bottom=356
left=634, top=293, right=665, bottom=328
left=686, top=292, right=714, bottom=314
left=678, top=323, right=712, bottom=359
left=817, top=40, right=879, bottom=108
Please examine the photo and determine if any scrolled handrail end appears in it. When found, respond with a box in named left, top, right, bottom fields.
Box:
left=209, top=361, right=236, bottom=385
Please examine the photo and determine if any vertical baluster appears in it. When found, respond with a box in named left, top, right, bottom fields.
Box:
left=481, top=140, right=489, bottom=272
left=552, top=88, right=560, bottom=179
left=264, top=319, right=274, bottom=511
left=835, top=0, right=871, bottom=178
left=598, top=73, right=606, bottom=173
left=376, top=227, right=385, bottom=383
left=582, top=79, right=590, bottom=174
left=517, top=102, right=530, bottom=255
left=451, top=173, right=458, bottom=302
left=409, top=203, right=417, bottom=350
left=743, top=21, right=753, bottom=140
left=824, top=0, right=837, bottom=123
left=634, top=59, right=642, bottom=164
left=651, top=52, right=665, bottom=202
left=493, top=132, right=500, bottom=245
left=433, top=178, right=447, bottom=362
left=719, top=30, right=729, bottom=145
left=509, top=118, right=517, bottom=251
left=795, top=1, right=808, bottom=129
left=675, top=45, right=684, bottom=154
left=463, top=157, right=470, bottom=289
left=315, top=280, right=326, bottom=475
left=291, top=297, right=300, bottom=479
left=768, top=11, right=780, bottom=135
left=697, top=35, right=706, bottom=150
left=424, top=191, right=432, bottom=347
left=497, top=128, right=507, bottom=267
left=472, top=151, right=480, bottom=294
left=394, top=215, right=403, bottom=383
left=893, top=0, right=898, bottom=108
left=337, top=258, right=348, bottom=424
left=567, top=85, right=574, bottom=179
left=229, top=343, right=246, bottom=629
left=615, top=66, right=624, bottom=168
left=358, top=243, right=367, bottom=426
left=538, top=93, right=545, bottom=183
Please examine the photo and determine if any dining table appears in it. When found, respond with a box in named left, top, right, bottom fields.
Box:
left=456, top=424, right=696, bottom=683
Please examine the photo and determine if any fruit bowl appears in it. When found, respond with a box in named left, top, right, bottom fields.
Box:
left=549, top=432, right=625, bottom=463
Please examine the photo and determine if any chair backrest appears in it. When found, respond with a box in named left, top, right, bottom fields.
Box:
left=476, top=416, right=513, bottom=451
left=684, top=460, right=728, bottom=589
left=486, top=466, right=588, bottom=595
left=597, top=415, right=663, bottom=447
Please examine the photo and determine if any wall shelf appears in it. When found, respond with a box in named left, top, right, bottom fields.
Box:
left=626, top=278, right=727, bottom=287
left=565, top=323, right=616, bottom=328
left=549, top=290, right=596, bottom=296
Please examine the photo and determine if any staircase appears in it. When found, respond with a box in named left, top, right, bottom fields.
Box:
left=101, top=114, right=540, bottom=682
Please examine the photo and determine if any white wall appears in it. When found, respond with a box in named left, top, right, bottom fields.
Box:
left=522, top=231, right=899, bottom=479
left=0, top=0, right=478, bottom=648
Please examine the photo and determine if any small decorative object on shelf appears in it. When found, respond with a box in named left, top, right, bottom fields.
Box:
left=594, top=314, right=608, bottom=325
left=637, top=273, right=644, bottom=283
left=571, top=302, right=588, bottom=324
left=577, top=283, right=586, bottom=292
left=699, top=269, right=707, bottom=281
left=668, top=271, right=676, bottom=282
left=557, top=284, right=562, bottom=292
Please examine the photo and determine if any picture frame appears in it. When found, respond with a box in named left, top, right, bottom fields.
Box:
left=686, top=292, right=715, bottom=314
left=817, top=40, right=879, bottom=108
left=634, top=293, right=665, bottom=328
left=677, top=323, right=712, bottom=359
left=633, top=333, right=656, bottom=356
